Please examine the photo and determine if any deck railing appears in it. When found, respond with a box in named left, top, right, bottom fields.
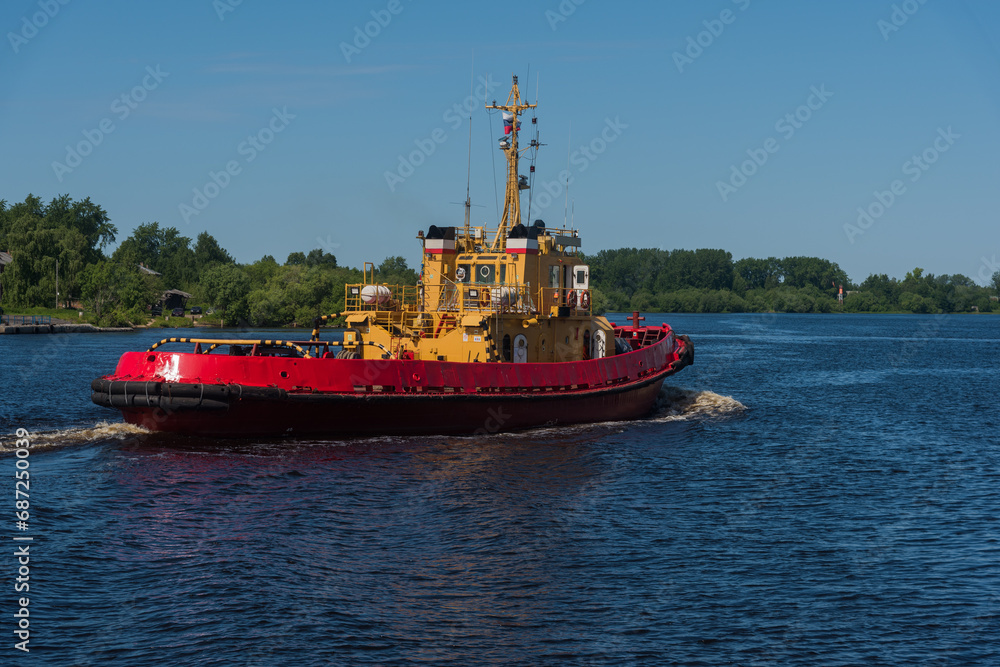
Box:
left=0, top=315, right=51, bottom=326
left=344, top=282, right=592, bottom=317
left=341, top=281, right=592, bottom=348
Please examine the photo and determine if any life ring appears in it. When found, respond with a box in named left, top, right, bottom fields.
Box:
left=579, top=291, right=591, bottom=309
left=435, top=313, right=456, bottom=337
left=566, top=290, right=577, bottom=308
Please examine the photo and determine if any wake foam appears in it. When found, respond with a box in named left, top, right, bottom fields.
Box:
left=0, top=387, right=744, bottom=452
left=0, top=421, right=150, bottom=453
left=447, top=385, right=746, bottom=442
left=649, top=385, right=746, bottom=422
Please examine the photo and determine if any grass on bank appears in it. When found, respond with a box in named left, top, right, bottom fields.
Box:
left=1, top=306, right=231, bottom=329
left=1, top=306, right=99, bottom=323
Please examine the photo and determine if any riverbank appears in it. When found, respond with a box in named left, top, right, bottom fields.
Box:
left=0, top=323, right=133, bottom=335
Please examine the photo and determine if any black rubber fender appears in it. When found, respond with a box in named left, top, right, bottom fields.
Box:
left=91, top=391, right=229, bottom=411
left=677, top=334, right=694, bottom=366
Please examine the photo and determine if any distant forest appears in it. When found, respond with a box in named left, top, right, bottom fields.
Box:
left=2, top=195, right=999, bottom=326
left=583, top=248, right=1000, bottom=315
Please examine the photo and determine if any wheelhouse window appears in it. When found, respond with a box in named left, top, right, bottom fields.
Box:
left=477, top=264, right=495, bottom=284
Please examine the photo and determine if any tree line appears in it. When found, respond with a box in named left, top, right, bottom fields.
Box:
left=0, top=195, right=416, bottom=326
left=583, top=248, right=1000, bottom=315
left=2, top=194, right=999, bottom=325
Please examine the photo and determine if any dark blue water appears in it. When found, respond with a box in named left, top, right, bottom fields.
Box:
left=2, top=314, right=999, bottom=665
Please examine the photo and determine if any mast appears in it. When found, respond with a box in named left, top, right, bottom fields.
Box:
left=486, top=75, right=537, bottom=252
left=464, top=61, right=474, bottom=248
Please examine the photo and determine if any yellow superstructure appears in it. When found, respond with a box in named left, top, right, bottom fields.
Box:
left=320, top=75, right=618, bottom=364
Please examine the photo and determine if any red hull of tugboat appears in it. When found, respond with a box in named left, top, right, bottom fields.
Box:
left=92, top=327, right=693, bottom=438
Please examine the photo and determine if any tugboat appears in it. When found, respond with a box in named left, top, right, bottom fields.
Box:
left=92, top=76, right=694, bottom=437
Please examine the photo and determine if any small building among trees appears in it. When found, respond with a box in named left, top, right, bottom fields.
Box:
left=159, top=289, right=192, bottom=311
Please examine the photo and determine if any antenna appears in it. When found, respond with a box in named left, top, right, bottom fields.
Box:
left=564, top=124, right=571, bottom=228
left=525, top=71, right=543, bottom=227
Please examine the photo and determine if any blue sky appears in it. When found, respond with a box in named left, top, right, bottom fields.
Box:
left=2, top=0, right=998, bottom=285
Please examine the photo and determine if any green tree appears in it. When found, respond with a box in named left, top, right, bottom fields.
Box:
left=112, top=222, right=162, bottom=267
left=193, top=231, right=234, bottom=271
left=80, top=260, right=157, bottom=326
left=734, top=257, right=782, bottom=290
left=779, top=256, right=849, bottom=292
left=42, top=194, right=117, bottom=259
left=0, top=194, right=118, bottom=308
left=112, top=222, right=196, bottom=288
left=199, top=263, right=251, bottom=325
left=374, top=256, right=418, bottom=286
left=243, top=255, right=280, bottom=289
left=900, top=292, right=933, bottom=314
left=305, top=248, right=337, bottom=267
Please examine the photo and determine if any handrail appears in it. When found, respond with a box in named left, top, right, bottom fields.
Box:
left=335, top=280, right=591, bottom=341
left=1, top=315, right=52, bottom=326
left=310, top=311, right=345, bottom=341
left=144, top=336, right=395, bottom=359
left=342, top=281, right=555, bottom=314
left=146, top=338, right=312, bottom=358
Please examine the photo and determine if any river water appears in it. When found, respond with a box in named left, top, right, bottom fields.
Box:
left=1, top=313, right=998, bottom=665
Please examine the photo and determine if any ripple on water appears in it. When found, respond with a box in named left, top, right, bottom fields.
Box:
left=8, top=314, right=1000, bottom=665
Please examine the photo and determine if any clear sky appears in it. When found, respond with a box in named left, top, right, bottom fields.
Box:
left=2, top=0, right=998, bottom=285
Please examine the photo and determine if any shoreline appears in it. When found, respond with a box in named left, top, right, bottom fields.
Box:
left=0, top=323, right=134, bottom=335
left=2, top=310, right=996, bottom=336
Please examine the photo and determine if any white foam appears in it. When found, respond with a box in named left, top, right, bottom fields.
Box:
left=649, top=385, right=747, bottom=422
left=0, top=421, right=150, bottom=453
